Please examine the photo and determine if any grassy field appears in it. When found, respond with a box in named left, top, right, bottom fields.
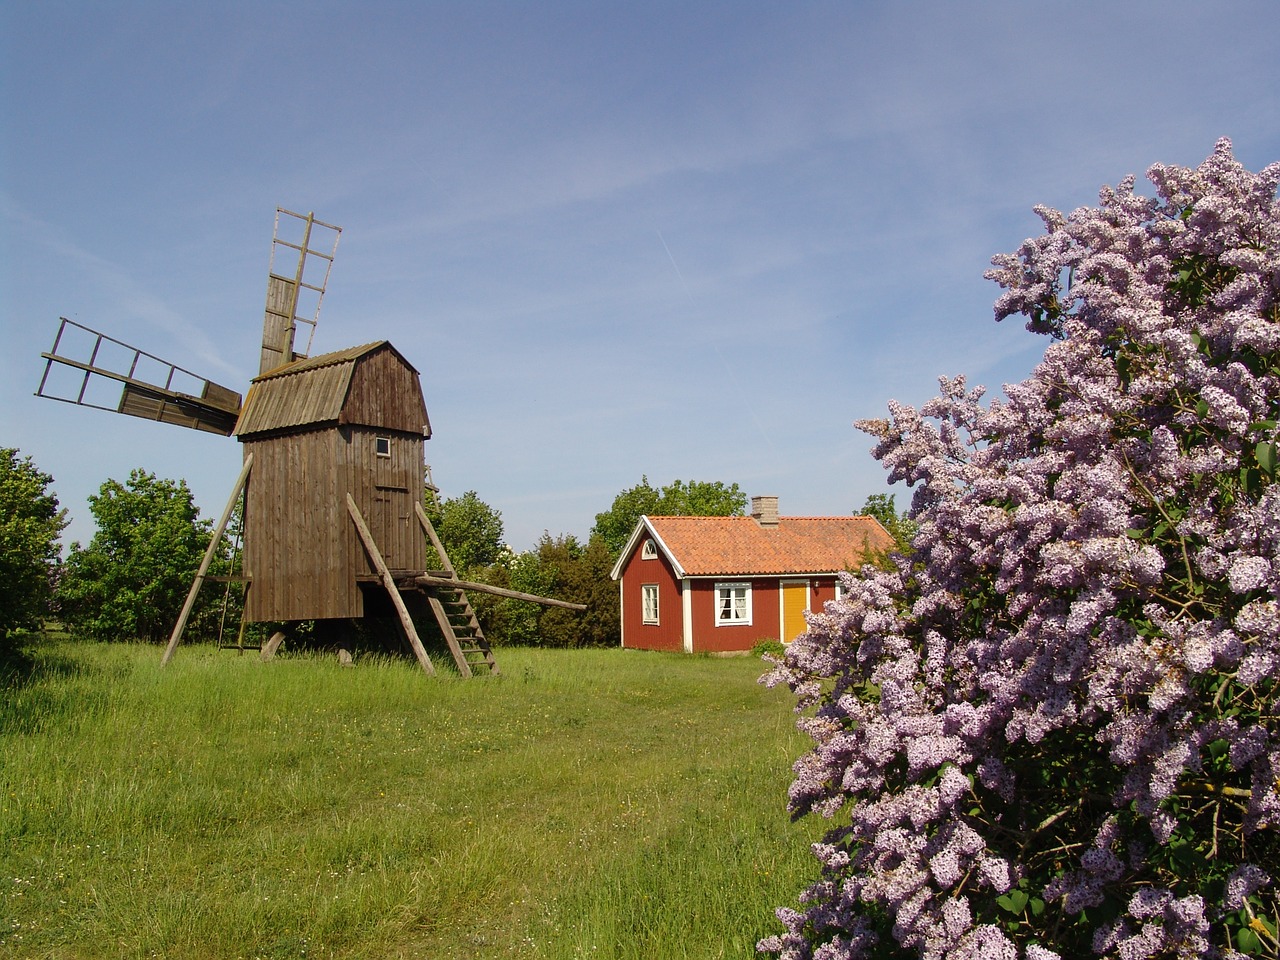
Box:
left=0, top=641, right=821, bottom=959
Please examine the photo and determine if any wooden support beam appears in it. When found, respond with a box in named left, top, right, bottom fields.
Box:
left=163, top=454, right=254, bottom=665
left=414, top=574, right=588, bottom=611
left=413, top=501, right=585, bottom=611
left=413, top=502, right=492, bottom=676
left=347, top=494, right=435, bottom=676
left=259, top=630, right=286, bottom=661
left=415, top=501, right=455, bottom=573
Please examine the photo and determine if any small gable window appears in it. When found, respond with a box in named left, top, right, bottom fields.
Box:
left=642, top=540, right=657, bottom=559
left=375, top=436, right=391, bottom=458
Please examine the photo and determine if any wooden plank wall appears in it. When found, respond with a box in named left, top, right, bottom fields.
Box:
left=343, top=349, right=430, bottom=435
left=241, top=425, right=426, bottom=622
left=242, top=430, right=360, bottom=622
left=352, top=425, right=426, bottom=575
left=618, top=540, right=685, bottom=652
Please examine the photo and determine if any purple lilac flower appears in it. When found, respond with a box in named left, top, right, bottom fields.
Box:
left=762, top=141, right=1280, bottom=960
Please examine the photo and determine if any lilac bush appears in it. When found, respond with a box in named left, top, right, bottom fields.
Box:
left=762, top=140, right=1280, bottom=959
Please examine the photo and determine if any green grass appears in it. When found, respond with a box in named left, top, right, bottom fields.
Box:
left=1, top=642, right=821, bottom=959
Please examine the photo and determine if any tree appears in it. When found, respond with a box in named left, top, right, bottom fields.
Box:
left=192, top=497, right=246, bottom=645
left=591, top=476, right=663, bottom=558
left=478, top=534, right=620, bottom=648
left=659, top=478, right=749, bottom=518
left=763, top=141, right=1280, bottom=959
left=0, top=449, right=67, bottom=651
left=592, top=476, right=747, bottom=557
left=858, top=492, right=917, bottom=556
left=423, top=490, right=505, bottom=574
left=58, top=469, right=212, bottom=643
left=499, top=546, right=557, bottom=645
left=534, top=533, right=620, bottom=647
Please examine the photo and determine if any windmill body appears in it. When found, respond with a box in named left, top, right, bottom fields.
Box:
left=32, top=209, right=573, bottom=676
left=234, top=341, right=430, bottom=622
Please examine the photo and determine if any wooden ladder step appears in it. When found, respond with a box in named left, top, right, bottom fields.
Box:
left=416, top=504, right=500, bottom=678
left=423, top=586, right=499, bottom=678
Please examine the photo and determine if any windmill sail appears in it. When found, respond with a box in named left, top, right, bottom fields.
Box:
left=36, top=318, right=242, bottom=436
left=259, top=208, right=342, bottom=375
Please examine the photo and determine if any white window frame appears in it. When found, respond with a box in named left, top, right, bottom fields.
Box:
left=715, top=581, right=751, bottom=626
left=641, top=584, right=659, bottom=624
left=375, top=436, right=392, bottom=458
left=642, top=540, right=658, bottom=559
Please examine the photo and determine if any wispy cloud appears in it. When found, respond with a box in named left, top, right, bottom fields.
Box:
left=2, top=196, right=243, bottom=381
left=5, top=0, right=1278, bottom=549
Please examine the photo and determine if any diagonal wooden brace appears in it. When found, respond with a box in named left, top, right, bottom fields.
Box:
left=163, top=454, right=254, bottom=665
left=347, top=494, right=435, bottom=675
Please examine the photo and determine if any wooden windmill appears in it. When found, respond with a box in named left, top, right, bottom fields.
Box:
left=36, top=208, right=581, bottom=676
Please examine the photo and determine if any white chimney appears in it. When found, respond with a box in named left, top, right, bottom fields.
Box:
left=750, top=495, right=779, bottom=526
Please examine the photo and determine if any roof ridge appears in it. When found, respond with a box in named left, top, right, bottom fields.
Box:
left=788, top=515, right=879, bottom=520
left=253, top=340, right=389, bottom=381
left=647, top=514, right=871, bottom=521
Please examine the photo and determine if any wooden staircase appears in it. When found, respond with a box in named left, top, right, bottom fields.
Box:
left=415, top=502, right=500, bottom=677
left=423, top=575, right=499, bottom=677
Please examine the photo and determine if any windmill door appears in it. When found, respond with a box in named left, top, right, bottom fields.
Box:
left=368, top=432, right=423, bottom=572
left=371, top=486, right=412, bottom=568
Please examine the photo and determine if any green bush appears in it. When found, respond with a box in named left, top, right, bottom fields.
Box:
left=57, top=469, right=214, bottom=643
left=0, top=448, right=66, bottom=658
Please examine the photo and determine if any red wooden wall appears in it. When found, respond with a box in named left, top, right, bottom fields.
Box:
left=618, top=543, right=845, bottom=653
left=618, top=537, right=683, bottom=651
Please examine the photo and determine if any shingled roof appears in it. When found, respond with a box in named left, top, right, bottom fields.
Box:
left=234, top=341, right=428, bottom=437
left=611, top=513, right=893, bottom=580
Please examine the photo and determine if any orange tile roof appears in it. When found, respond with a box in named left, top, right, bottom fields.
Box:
left=643, top=514, right=892, bottom=577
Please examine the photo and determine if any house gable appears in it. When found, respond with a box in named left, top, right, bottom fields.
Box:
left=614, top=524, right=685, bottom=652
left=610, top=516, right=684, bottom=580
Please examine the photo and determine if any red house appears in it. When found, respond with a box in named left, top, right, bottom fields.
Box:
left=610, top=496, right=893, bottom=653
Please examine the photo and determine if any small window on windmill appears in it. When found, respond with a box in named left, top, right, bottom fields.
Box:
left=375, top=436, right=391, bottom=458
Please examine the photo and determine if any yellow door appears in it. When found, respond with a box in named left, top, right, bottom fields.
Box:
left=781, top=580, right=810, bottom=642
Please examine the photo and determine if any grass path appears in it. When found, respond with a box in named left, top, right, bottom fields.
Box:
left=1, top=643, right=820, bottom=959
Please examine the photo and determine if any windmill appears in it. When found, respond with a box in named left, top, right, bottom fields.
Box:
left=36, top=209, right=582, bottom=677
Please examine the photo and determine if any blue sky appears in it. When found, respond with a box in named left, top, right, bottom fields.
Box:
left=3, top=1, right=1279, bottom=551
